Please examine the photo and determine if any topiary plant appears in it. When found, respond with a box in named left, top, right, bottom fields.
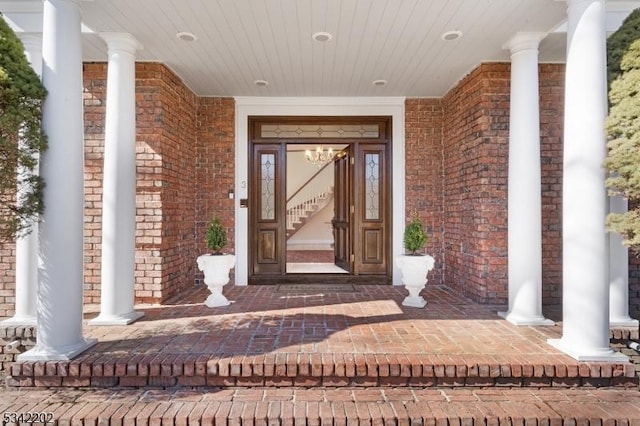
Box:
left=0, top=14, right=47, bottom=243
left=403, top=211, right=428, bottom=255
left=206, top=217, right=228, bottom=255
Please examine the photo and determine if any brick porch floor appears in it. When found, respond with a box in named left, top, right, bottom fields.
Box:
left=3, top=284, right=640, bottom=424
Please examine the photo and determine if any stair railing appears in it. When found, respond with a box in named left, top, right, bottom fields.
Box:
left=287, top=161, right=334, bottom=230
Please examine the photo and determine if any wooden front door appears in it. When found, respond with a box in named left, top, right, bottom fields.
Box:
left=352, top=143, right=388, bottom=275
left=333, top=146, right=353, bottom=272
left=248, top=116, right=391, bottom=283
left=250, top=143, right=286, bottom=275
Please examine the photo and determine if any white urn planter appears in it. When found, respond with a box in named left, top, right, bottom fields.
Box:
left=196, top=254, right=235, bottom=307
left=396, top=254, right=435, bottom=308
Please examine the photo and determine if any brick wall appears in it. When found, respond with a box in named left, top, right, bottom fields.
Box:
left=435, top=63, right=565, bottom=306
left=83, top=63, right=107, bottom=304
left=194, top=97, right=236, bottom=286
left=404, top=99, right=445, bottom=287
left=539, top=64, right=565, bottom=307
left=4, top=60, right=639, bottom=316
left=0, top=243, right=15, bottom=318
left=441, top=63, right=510, bottom=304
left=83, top=62, right=198, bottom=305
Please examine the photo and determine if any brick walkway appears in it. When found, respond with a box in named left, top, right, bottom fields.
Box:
left=1, top=387, right=640, bottom=424
left=3, top=285, right=640, bottom=424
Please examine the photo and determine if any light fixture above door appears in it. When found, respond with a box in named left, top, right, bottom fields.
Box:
left=305, top=146, right=335, bottom=165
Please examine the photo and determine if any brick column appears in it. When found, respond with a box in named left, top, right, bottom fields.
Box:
left=19, top=0, right=96, bottom=361
left=499, top=32, right=553, bottom=326
left=548, top=0, right=626, bottom=361
left=88, top=33, right=144, bottom=325
left=3, top=34, right=42, bottom=326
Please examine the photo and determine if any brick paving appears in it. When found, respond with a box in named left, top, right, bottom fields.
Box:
left=3, top=285, right=640, bottom=423
left=1, top=387, right=640, bottom=424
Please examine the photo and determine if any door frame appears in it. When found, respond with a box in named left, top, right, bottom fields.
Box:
left=234, top=97, right=406, bottom=286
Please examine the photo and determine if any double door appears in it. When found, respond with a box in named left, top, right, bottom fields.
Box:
left=248, top=118, right=391, bottom=282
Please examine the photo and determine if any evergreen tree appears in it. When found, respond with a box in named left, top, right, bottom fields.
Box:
left=0, top=15, right=47, bottom=243
left=604, top=9, right=640, bottom=248
left=607, top=9, right=640, bottom=87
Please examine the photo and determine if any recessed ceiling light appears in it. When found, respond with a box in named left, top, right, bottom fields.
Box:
left=312, top=31, right=332, bottom=42
left=254, top=79, right=269, bottom=87
left=441, top=30, right=462, bottom=41
left=177, top=31, right=197, bottom=42
left=372, top=79, right=387, bottom=87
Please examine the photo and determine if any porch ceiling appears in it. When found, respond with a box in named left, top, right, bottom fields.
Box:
left=1, top=0, right=639, bottom=97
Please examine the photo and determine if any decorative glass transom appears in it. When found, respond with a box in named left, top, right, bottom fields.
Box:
left=261, top=123, right=379, bottom=139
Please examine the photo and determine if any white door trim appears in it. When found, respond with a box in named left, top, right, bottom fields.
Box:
left=234, top=96, right=406, bottom=285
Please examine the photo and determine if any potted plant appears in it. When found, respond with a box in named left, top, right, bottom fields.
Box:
left=196, top=217, right=235, bottom=307
left=396, top=211, right=434, bottom=308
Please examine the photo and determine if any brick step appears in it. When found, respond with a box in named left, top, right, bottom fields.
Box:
left=7, top=352, right=637, bottom=389
left=1, top=387, right=640, bottom=424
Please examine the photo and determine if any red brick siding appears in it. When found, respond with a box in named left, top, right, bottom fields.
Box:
left=83, top=63, right=107, bottom=304
left=133, top=63, right=168, bottom=303
left=404, top=99, right=445, bottom=287
left=441, top=63, right=510, bottom=304
left=83, top=62, right=198, bottom=305
left=0, top=242, right=16, bottom=317
left=7, top=60, right=640, bottom=316
left=539, top=64, right=565, bottom=307
left=194, top=97, right=236, bottom=285
left=155, top=66, right=198, bottom=302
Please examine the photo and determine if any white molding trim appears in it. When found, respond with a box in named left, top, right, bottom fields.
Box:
left=234, top=96, right=406, bottom=286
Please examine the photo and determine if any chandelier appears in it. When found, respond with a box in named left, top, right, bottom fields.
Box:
left=305, top=146, right=335, bottom=165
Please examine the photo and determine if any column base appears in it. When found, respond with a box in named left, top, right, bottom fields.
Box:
left=88, top=310, right=144, bottom=326
left=498, top=311, right=555, bottom=326
left=1, top=315, right=37, bottom=326
left=548, top=338, right=629, bottom=362
left=18, top=338, right=97, bottom=361
left=610, top=317, right=639, bottom=328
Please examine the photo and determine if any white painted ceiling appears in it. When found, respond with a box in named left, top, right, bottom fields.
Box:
left=1, top=0, right=639, bottom=97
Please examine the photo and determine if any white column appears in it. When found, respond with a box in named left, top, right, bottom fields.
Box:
left=89, top=33, right=143, bottom=326
left=19, top=0, right=96, bottom=361
left=609, top=195, right=638, bottom=327
left=499, top=32, right=554, bottom=326
left=4, top=35, right=43, bottom=326
left=548, top=0, right=626, bottom=361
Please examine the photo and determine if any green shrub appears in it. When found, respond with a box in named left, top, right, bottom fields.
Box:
left=607, top=8, right=640, bottom=87
left=206, top=217, right=227, bottom=255
left=403, top=212, right=428, bottom=255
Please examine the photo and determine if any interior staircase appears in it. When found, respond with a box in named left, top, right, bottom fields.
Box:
left=286, top=161, right=334, bottom=240
left=286, top=188, right=333, bottom=239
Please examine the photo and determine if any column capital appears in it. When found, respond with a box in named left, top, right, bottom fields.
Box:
left=502, top=32, right=546, bottom=53
left=99, top=32, right=143, bottom=53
